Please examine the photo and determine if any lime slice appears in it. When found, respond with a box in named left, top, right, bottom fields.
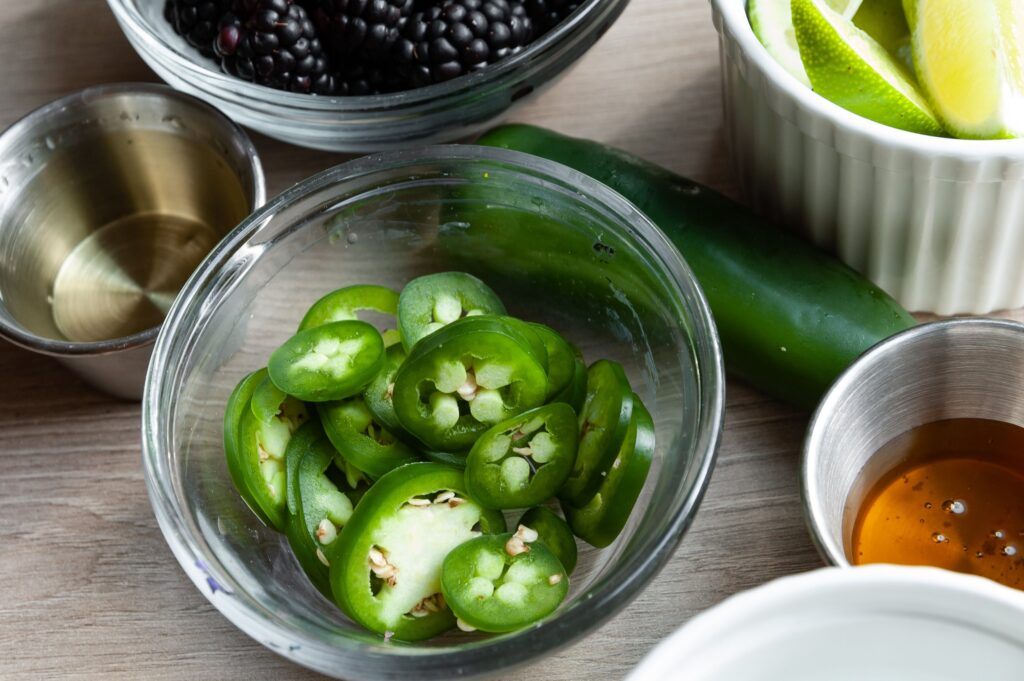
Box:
left=792, top=0, right=944, bottom=135
left=906, top=0, right=1024, bottom=139
left=852, top=0, right=909, bottom=54
left=750, top=0, right=863, bottom=86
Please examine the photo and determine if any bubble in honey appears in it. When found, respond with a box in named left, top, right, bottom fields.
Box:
left=1004, top=545, right=1017, bottom=557
left=932, top=533, right=949, bottom=544
left=942, top=499, right=967, bottom=515
left=994, top=530, right=1005, bottom=539
left=924, top=502, right=933, bottom=509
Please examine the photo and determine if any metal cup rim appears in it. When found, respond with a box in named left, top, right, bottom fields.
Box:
left=0, top=82, right=265, bottom=357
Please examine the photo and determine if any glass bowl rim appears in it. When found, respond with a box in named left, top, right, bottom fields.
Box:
left=141, top=144, right=725, bottom=678
left=107, top=0, right=618, bottom=111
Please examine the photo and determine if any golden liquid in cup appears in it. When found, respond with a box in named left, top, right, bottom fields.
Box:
left=851, top=418, right=1024, bottom=590
left=49, top=213, right=222, bottom=341
left=0, top=128, right=249, bottom=343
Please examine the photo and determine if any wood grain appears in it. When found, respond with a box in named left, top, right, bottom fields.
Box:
left=0, top=1, right=1020, bottom=679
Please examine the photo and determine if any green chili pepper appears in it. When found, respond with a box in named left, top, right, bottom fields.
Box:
left=363, top=344, right=407, bottom=433
left=499, top=317, right=549, bottom=372
left=476, top=124, right=917, bottom=409
left=392, top=316, right=548, bottom=452
left=298, top=284, right=401, bottom=347
left=224, top=369, right=271, bottom=522
left=283, top=421, right=360, bottom=597
left=565, top=394, right=655, bottom=548
left=518, top=506, right=578, bottom=574
left=225, top=369, right=266, bottom=460
left=318, top=397, right=420, bottom=479
left=464, top=403, right=578, bottom=510
left=397, top=271, right=506, bottom=351
left=227, top=374, right=309, bottom=531
left=423, top=450, right=469, bottom=468
left=551, top=356, right=588, bottom=413
left=268, top=320, right=384, bottom=402
left=529, top=323, right=575, bottom=400
left=250, top=375, right=288, bottom=424
left=329, top=462, right=506, bottom=641
left=560, top=360, right=633, bottom=508
left=440, top=531, right=568, bottom=633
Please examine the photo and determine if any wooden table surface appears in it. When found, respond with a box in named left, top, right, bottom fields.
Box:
left=1, top=1, right=1019, bottom=679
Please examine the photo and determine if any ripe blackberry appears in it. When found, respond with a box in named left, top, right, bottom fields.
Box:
left=215, top=0, right=336, bottom=94
left=394, top=0, right=534, bottom=87
left=333, top=59, right=405, bottom=95
left=524, top=0, right=578, bottom=34
left=303, top=0, right=414, bottom=60
left=166, top=0, right=236, bottom=57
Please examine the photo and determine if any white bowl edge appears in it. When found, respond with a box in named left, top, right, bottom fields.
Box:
left=627, top=564, right=1024, bottom=681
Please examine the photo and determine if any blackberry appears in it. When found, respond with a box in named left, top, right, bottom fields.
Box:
left=166, top=0, right=236, bottom=57
left=215, top=0, right=336, bottom=94
left=332, top=59, right=407, bottom=95
left=523, top=0, right=578, bottom=34
left=303, top=0, right=414, bottom=60
left=394, top=0, right=534, bottom=87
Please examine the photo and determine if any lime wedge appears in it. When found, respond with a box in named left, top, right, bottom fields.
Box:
left=852, top=0, right=909, bottom=54
left=793, top=0, right=944, bottom=135
left=750, top=0, right=863, bottom=86
left=906, top=0, right=1024, bottom=139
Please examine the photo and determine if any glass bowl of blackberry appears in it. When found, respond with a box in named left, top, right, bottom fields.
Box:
left=106, top=0, right=629, bottom=151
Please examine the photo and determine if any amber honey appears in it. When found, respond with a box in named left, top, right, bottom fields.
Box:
left=851, top=418, right=1024, bottom=590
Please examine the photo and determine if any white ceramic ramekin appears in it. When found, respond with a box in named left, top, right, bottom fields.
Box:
left=627, top=565, right=1024, bottom=681
left=709, top=0, right=1024, bottom=315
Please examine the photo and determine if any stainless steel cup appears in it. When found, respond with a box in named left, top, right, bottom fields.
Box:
left=802, top=318, right=1024, bottom=565
left=0, top=83, right=265, bottom=399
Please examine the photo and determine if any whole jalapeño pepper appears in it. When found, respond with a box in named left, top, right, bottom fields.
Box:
left=476, top=124, right=917, bottom=408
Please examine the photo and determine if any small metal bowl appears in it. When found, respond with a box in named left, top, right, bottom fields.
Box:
left=802, top=318, right=1024, bottom=565
left=0, top=83, right=265, bottom=399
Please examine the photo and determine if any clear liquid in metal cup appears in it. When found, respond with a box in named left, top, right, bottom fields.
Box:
left=0, top=85, right=264, bottom=398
